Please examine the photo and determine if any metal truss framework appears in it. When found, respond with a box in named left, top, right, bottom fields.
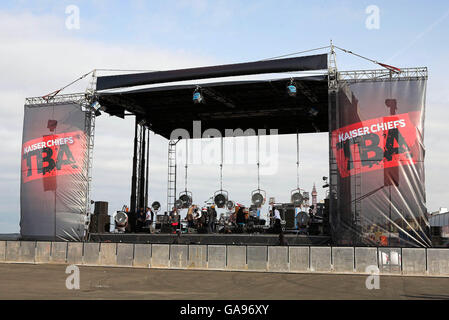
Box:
left=338, top=67, right=428, bottom=83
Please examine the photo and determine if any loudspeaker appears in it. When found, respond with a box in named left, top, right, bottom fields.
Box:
left=284, top=208, right=296, bottom=229
left=94, top=201, right=109, bottom=216
left=89, top=214, right=110, bottom=233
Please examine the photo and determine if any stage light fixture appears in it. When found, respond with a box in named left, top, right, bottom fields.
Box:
left=193, top=87, right=204, bottom=104
left=90, top=101, right=102, bottom=117
left=287, top=79, right=297, bottom=97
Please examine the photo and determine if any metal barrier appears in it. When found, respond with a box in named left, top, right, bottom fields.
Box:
left=1, top=240, right=448, bottom=277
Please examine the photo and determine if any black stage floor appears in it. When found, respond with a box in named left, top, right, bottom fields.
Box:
left=88, top=233, right=331, bottom=246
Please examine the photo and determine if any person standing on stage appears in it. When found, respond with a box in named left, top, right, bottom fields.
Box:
left=208, top=205, right=217, bottom=233
left=145, top=207, right=154, bottom=233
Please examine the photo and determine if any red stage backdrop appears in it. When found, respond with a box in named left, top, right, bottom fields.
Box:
left=20, top=103, right=90, bottom=241
left=329, top=79, right=430, bottom=247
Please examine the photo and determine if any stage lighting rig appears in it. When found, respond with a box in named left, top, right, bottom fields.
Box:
left=193, top=86, right=204, bottom=104
left=90, top=101, right=102, bottom=117
left=287, top=79, right=297, bottom=97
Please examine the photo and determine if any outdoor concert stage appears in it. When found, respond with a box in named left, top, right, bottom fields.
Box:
left=88, top=233, right=331, bottom=246
left=20, top=47, right=430, bottom=248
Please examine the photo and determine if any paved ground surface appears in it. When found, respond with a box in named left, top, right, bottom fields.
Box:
left=0, top=263, right=448, bottom=300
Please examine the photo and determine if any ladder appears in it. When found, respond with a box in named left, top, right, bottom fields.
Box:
left=167, top=140, right=178, bottom=212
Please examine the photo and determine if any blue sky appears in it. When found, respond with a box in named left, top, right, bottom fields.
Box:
left=4, top=0, right=449, bottom=66
left=0, top=1, right=448, bottom=233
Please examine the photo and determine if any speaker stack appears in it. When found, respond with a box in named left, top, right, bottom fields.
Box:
left=283, top=206, right=296, bottom=229
left=89, top=201, right=110, bottom=233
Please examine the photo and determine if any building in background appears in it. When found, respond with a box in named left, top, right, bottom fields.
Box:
left=311, top=184, right=317, bottom=214
left=429, top=208, right=449, bottom=238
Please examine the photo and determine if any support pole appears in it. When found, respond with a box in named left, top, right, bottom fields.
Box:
left=130, top=117, right=138, bottom=214
left=138, top=125, right=147, bottom=210
left=145, top=129, right=150, bottom=208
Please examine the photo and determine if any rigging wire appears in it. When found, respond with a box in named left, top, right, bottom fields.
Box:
left=259, top=45, right=331, bottom=61
left=41, top=43, right=400, bottom=103
left=334, top=46, right=401, bottom=73
left=42, top=69, right=94, bottom=101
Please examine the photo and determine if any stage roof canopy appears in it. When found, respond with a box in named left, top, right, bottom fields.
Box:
left=96, top=54, right=330, bottom=139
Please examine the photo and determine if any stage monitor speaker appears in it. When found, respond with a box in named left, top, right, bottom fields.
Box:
left=94, top=201, right=109, bottom=216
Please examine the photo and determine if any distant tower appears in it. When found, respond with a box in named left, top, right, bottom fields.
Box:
left=311, top=183, right=318, bottom=213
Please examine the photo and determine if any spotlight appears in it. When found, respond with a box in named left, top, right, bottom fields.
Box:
left=193, top=87, right=204, bottom=104
left=90, top=101, right=102, bottom=117
left=287, top=80, right=297, bottom=97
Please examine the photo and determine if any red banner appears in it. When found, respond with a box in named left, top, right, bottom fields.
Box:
left=331, top=112, right=419, bottom=178
left=21, top=130, right=86, bottom=183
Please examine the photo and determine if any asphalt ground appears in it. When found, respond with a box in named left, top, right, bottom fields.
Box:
left=0, top=263, right=448, bottom=300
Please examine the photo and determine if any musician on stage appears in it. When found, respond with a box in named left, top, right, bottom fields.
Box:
left=144, top=207, right=154, bottom=233
left=273, top=207, right=282, bottom=233
left=186, top=205, right=195, bottom=229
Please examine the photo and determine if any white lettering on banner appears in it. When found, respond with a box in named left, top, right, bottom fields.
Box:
left=337, top=119, right=406, bottom=143
left=23, top=136, right=74, bottom=155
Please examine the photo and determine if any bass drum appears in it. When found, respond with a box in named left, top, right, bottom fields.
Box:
left=296, top=211, right=310, bottom=227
